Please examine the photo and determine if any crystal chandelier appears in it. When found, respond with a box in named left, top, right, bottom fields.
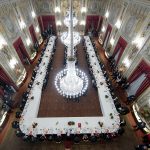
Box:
left=55, top=0, right=88, bottom=98
left=60, top=8, right=81, bottom=47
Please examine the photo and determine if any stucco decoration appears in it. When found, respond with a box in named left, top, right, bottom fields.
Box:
left=38, top=0, right=51, bottom=13
left=143, top=39, right=150, bottom=62
left=142, top=22, right=150, bottom=37
left=123, top=16, right=137, bottom=38
left=128, top=46, right=139, bottom=60
left=109, top=3, right=120, bottom=25
left=1, top=13, right=19, bottom=40
left=88, top=0, right=99, bottom=14
left=0, top=4, right=19, bottom=40
left=61, top=0, right=81, bottom=16
left=20, top=2, right=32, bottom=25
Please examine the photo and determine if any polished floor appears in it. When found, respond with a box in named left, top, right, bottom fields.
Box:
left=0, top=37, right=142, bottom=150
left=38, top=39, right=101, bottom=117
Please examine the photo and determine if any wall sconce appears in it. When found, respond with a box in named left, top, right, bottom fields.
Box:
left=19, top=20, right=26, bottom=30
left=123, top=57, right=131, bottom=68
left=26, top=38, right=31, bottom=46
left=0, top=35, right=7, bottom=49
left=55, top=7, right=60, bottom=13
left=35, top=26, right=40, bottom=33
left=80, top=20, right=85, bottom=26
left=115, top=19, right=121, bottom=29
left=101, top=26, right=106, bottom=32
left=9, top=58, right=18, bottom=69
left=31, top=11, right=36, bottom=18
left=132, top=35, right=144, bottom=49
left=56, top=20, right=62, bottom=26
left=81, top=7, right=87, bottom=13
left=110, top=37, right=115, bottom=46
left=105, top=11, right=109, bottom=18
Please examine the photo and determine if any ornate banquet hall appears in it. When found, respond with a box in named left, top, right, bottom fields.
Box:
left=0, top=0, right=150, bottom=150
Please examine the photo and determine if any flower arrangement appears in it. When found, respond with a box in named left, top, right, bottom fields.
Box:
left=32, top=122, right=38, bottom=128
left=68, top=56, right=75, bottom=61
left=68, top=121, right=75, bottom=126
left=36, top=82, right=40, bottom=85
left=105, top=95, right=109, bottom=98
left=98, top=121, right=103, bottom=127
left=109, top=113, right=114, bottom=119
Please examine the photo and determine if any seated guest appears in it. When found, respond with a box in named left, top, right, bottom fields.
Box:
left=22, top=135, right=29, bottom=142
left=47, top=134, right=53, bottom=141
left=82, top=134, right=89, bottom=142
left=143, top=133, right=150, bottom=143
left=135, top=144, right=150, bottom=150
left=12, top=121, right=19, bottom=129
left=117, top=106, right=130, bottom=115
left=39, top=134, right=46, bottom=142
left=122, top=82, right=130, bottom=89
left=15, top=129, right=25, bottom=137
left=117, top=127, right=125, bottom=136
left=55, top=135, right=62, bottom=143
left=120, top=117, right=126, bottom=126
left=114, top=101, right=121, bottom=108
left=29, top=135, right=37, bottom=143
left=89, top=135, right=97, bottom=143
left=126, top=95, right=135, bottom=105
left=15, top=111, right=21, bottom=118
left=133, top=121, right=146, bottom=131
left=73, top=135, right=81, bottom=144
left=2, top=103, right=12, bottom=113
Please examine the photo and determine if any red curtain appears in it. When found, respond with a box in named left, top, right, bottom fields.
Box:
left=113, top=36, right=127, bottom=64
left=128, top=66, right=144, bottom=83
left=97, top=16, right=103, bottom=32
left=103, top=24, right=112, bottom=47
left=0, top=88, right=4, bottom=96
left=13, top=37, right=31, bottom=65
left=128, top=59, right=150, bottom=97
left=85, top=15, right=100, bottom=35
left=38, top=16, right=44, bottom=32
left=41, top=15, right=56, bottom=34
left=29, top=25, right=37, bottom=44
left=0, top=67, right=17, bottom=90
left=136, top=75, right=150, bottom=97
left=128, top=60, right=150, bottom=83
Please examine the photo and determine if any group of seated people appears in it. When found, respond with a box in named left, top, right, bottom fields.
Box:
left=1, top=84, right=16, bottom=113
left=41, top=26, right=54, bottom=40
left=108, top=56, right=130, bottom=90
left=11, top=36, right=129, bottom=144
left=33, top=41, right=39, bottom=51
left=12, top=36, right=57, bottom=136
left=21, top=36, right=56, bottom=108
left=83, top=37, right=130, bottom=117
left=12, top=121, right=126, bottom=144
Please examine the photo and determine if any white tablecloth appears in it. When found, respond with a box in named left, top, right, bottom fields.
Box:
left=19, top=36, right=120, bottom=136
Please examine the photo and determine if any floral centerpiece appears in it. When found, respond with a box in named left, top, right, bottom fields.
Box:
left=68, top=56, right=75, bottom=61
left=109, top=113, right=114, bottom=119
left=32, top=122, right=38, bottom=128
left=36, top=82, right=40, bottom=85
left=68, top=121, right=75, bottom=126
left=31, top=96, right=34, bottom=100
left=105, top=95, right=109, bottom=98
left=98, top=121, right=103, bottom=127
